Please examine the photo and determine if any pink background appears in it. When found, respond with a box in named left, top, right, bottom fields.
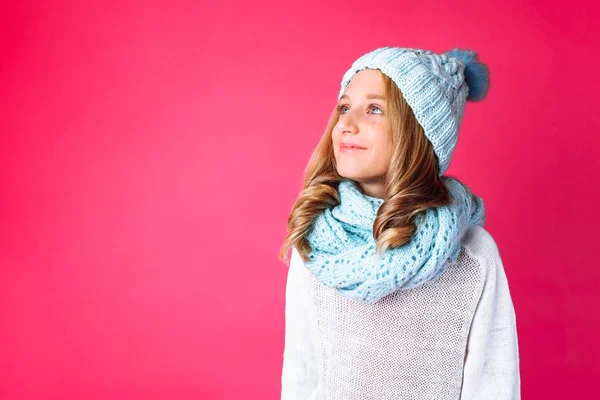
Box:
left=2, top=1, right=599, bottom=398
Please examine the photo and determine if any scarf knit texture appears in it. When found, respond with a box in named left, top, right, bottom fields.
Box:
left=304, top=177, right=486, bottom=303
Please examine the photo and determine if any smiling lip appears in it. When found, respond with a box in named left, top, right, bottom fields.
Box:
left=340, top=142, right=367, bottom=151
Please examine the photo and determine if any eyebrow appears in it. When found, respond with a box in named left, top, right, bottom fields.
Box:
left=340, top=94, right=386, bottom=101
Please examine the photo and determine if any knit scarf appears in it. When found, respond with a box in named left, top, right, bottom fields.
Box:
left=304, top=177, right=486, bottom=303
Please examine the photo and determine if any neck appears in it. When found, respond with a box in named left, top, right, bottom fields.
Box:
left=356, top=180, right=386, bottom=199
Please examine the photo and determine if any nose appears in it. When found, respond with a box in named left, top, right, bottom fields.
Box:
left=338, top=110, right=359, bottom=135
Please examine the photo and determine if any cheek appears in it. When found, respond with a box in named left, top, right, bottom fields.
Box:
left=331, top=132, right=340, bottom=157
left=369, top=134, right=393, bottom=164
left=332, top=130, right=343, bottom=151
left=331, top=130, right=338, bottom=143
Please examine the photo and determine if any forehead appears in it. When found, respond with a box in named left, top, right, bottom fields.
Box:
left=342, top=68, right=385, bottom=99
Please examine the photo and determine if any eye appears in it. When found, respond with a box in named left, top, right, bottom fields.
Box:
left=369, top=105, right=383, bottom=114
left=336, top=104, right=383, bottom=115
left=336, top=104, right=348, bottom=114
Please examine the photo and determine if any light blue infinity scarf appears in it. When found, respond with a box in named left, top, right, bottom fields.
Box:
left=304, top=177, right=485, bottom=303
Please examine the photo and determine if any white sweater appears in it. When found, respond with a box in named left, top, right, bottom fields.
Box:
left=281, top=225, right=520, bottom=399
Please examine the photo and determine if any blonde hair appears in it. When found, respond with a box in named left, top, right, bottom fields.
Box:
left=278, top=70, right=452, bottom=264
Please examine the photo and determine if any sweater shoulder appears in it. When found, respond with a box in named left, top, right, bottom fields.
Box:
left=459, top=225, right=502, bottom=275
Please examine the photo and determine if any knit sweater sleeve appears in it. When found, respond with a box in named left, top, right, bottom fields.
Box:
left=460, top=230, right=521, bottom=399
left=281, top=247, right=318, bottom=400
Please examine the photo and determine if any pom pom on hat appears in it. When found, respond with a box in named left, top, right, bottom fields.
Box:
left=445, top=48, right=490, bottom=101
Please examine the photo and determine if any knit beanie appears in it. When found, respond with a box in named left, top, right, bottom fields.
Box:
left=338, top=46, right=490, bottom=176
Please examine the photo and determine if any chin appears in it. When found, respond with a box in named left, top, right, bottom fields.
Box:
left=336, top=167, right=364, bottom=181
left=337, top=165, right=385, bottom=183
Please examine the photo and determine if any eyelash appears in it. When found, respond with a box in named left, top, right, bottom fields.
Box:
left=336, top=104, right=383, bottom=115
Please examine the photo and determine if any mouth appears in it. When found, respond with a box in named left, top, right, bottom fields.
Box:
left=340, top=143, right=367, bottom=152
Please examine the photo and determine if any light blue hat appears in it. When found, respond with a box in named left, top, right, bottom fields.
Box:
left=338, top=47, right=490, bottom=175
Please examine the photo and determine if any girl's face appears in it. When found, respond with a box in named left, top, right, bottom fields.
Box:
left=332, top=69, right=393, bottom=196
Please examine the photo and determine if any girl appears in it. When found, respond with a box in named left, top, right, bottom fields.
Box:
left=278, top=47, right=520, bottom=399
